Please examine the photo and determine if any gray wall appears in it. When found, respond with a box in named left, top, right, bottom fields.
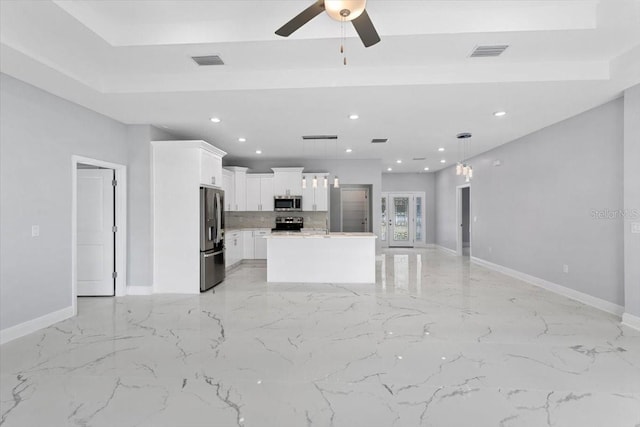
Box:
left=436, top=98, right=624, bottom=306
left=435, top=166, right=465, bottom=250
left=624, top=84, right=640, bottom=317
left=381, top=173, right=436, bottom=244
left=0, top=73, right=129, bottom=330
left=225, top=158, right=382, bottom=249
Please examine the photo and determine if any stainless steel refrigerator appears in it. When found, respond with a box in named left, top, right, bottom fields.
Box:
left=200, top=187, right=225, bottom=291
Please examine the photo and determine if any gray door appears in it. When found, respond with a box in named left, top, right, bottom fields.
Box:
left=341, top=188, right=369, bottom=232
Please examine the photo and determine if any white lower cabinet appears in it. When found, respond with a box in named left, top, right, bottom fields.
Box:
left=242, top=230, right=255, bottom=259
left=229, top=229, right=271, bottom=263
left=254, top=229, right=270, bottom=259
left=226, top=230, right=243, bottom=268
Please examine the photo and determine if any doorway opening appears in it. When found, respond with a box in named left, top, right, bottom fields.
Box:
left=456, top=184, right=471, bottom=256
left=339, top=186, right=371, bottom=232
left=72, top=156, right=127, bottom=314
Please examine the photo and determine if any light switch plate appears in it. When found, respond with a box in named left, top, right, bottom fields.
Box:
left=632, top=222, right=640, bottom=234
left=31, top=225, right=39, bottom=237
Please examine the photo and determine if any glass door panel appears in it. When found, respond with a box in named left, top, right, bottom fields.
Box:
left=415, top=196, right=423, bottom=243
left=381, top=195, right=387, bottom=242
left=391, top=196, right=411, bottom=246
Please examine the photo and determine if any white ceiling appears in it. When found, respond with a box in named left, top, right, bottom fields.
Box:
left=1, top=0, right=639, bottom=172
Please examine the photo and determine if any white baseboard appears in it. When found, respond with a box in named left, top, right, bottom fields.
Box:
left=126, top=285, right=153, bottom=295
left=436, top=245, right=458, bottom=256
left=471, top=256, right=624, bottom=317
left=622, top=313, right=640, bottom=331
left=0, top=305, right=74, bottom=345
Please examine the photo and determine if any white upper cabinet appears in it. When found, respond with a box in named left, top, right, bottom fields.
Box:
left=223, top=167, right=248, bottom=211
left=246, top=174, right=274, bottom=211
left=222, top=169, right=234, bottom=211
left=261, top=176, right=274, bottom=211
left=315, top=175, right=329, bottom=211
left=199, top=147, right=224, bottom=187
left=302, top=173, right=329, bottom=211
left=272, top=168, right=304, bottom=196
left=246, top=175, right=261, bottom=211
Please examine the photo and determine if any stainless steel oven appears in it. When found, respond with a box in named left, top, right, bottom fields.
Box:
left=274, top=195, right=302, bottom=212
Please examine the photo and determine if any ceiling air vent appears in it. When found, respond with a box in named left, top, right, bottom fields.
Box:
left=412, top=157, right=426, bottom=161
left=302, top=135, right=338, bottom=140
left=470, top=45, right=509, bottom=58
left=191, top=55, right=225, bottom=66
left=371, top=138, right=388, bottom=144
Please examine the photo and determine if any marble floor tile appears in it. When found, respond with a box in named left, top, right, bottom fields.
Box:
left=1, top=248, right=639, bottom=426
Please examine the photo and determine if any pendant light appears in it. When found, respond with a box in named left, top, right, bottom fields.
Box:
left=456, top=132, right=473, bottom=181
left=324, top=175, right=328, bottom=188
left=302, top=175, right=307, bottom=189
left=313, top=176, right=318, bottom=188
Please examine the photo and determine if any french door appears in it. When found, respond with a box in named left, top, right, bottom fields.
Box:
left=381, top=192, right=425, bottom=248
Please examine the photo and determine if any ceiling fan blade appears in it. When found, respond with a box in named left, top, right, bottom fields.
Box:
left=351, top=10, right=380, bottom=47
left=275, top=0, right=325, bottom=37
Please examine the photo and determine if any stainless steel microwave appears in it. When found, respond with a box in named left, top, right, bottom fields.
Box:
left=274, top=195, right=302, bottom=212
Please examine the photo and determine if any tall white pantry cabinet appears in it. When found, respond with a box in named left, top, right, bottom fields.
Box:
left=152, top=140, right=226, bottom=294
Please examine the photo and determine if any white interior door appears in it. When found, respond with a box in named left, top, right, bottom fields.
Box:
left=389, top=194, right=412, bottom=247
left=77, top=169, right=115, bottom=296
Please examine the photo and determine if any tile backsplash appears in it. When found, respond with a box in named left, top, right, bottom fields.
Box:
left=226, top=211, right=328, bottom=230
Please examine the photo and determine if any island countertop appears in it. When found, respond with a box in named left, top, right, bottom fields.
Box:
left=265, top=232, right=377, bottom=239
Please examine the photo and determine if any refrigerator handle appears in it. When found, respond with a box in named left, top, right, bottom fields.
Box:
left=215, top=192, right=222, bottom=244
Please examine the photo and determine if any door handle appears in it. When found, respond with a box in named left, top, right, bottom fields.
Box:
left=203, top=250, right=223, bottom=258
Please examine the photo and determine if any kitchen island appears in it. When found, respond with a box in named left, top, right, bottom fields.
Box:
left=265, top=232, right=377, bottom=283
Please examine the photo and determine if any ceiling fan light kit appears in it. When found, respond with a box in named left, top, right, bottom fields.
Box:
left=275, top=0, right=380, bottom=48
left=325, top=0, right=366, bottom=21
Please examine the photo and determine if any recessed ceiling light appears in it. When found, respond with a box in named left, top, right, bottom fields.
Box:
left=255, top=149, right=262, bottom=154
left=440, top=159, right=446, bottom=163
left=210, top=117, right=221, bottom=123
left=438, top=147, right=445, bottom=152
left=387, top=167, right=392, bottom=171
left=349, top=114, right=359, bottom=120
left=238, top=137, right=246, bottom=142
left=396, top=160, right=402, bottom=164
left=424, top=167, right=430, bottom=171
left=345, top=148, right=353, bottom=153
left=493, top=111, right=507, bottom=117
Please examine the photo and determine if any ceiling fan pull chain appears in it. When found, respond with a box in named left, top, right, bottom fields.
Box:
left=341, top=17, right=347, bottom=66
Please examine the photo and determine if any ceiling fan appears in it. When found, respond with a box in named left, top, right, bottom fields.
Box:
left=275, top=0, right=380, bottom=48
